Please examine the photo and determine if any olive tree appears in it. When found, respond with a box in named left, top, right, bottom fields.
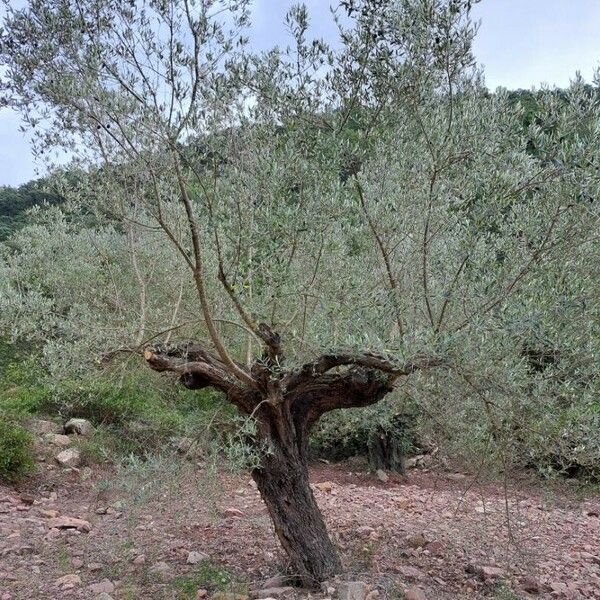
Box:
left=2, top=0, right=598, bottom=584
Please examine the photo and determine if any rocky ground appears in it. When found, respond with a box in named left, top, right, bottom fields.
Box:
left=0, top=419, right=599, bottom=600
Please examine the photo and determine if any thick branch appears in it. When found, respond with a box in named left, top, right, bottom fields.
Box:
left=286, top=351, right=445, bottom=391
left=144, top=343, right=258, bottom=412
left=289, top=368, right=395, bottom=430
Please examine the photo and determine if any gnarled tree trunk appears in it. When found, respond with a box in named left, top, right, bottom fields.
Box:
left=252, top=436, right=341, bottom=584
left=144, top=342, right=442, bottom=585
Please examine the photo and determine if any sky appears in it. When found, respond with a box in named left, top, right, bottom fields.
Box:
left=1, top=0, right=600, bottom=187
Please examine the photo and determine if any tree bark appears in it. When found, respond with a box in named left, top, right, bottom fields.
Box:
left=252, top=436, right=341, bottom=586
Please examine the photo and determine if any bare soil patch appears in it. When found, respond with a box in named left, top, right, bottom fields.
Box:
left=1, top=459, right=598, bottom=599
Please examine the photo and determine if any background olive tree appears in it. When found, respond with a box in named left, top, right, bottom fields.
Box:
left=2, top=0, right=599, bottom=584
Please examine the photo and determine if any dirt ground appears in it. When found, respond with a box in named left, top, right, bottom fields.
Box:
left=1, top=453, right=599, bottom=600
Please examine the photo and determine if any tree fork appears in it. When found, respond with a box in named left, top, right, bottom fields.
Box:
left=144, top=343, right=443, bottom=584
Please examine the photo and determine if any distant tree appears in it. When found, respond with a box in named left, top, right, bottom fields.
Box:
left=2, top=0, right=599, bottom=584
left=0, top=179, right=63, bottom=239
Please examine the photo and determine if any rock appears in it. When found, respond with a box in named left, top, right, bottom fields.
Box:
left=338, top=581, right=370, bottom=600
left=404, top=457, right=419, bottom=469
left=224, top=507, right=243, bottom=518
left=64, top=418, right=93, bottom=436
left=45, top=433, right=72, bottom=447
left=149, top=561, right=171, bottom=577
left=466, top=564, right=504, bottom=580
left=522, top=575, right=542, bottom=594
left=396, top=566, right=424, bottom=580
left=48, top=516, right=92, bottom=532
left=376, top=469, right=389, bottom=483
left=187, top=551, right=209, bottom=565
left=404, top=587, right=426, bottom=600
left=365, top=591, right=379, bottom=600
left=315, top=481, right=334, bottom=493
left=55, top=448, right=81, bottom=468
left=580, top=551, right=600, bottom=566
left=88, top=563, right=104, bottom=572
left=480, top=566, right=504, bottom=579
left=95, top=594, right=115, bottom=600
left=72, top=558, right=84, bottom=569
left=256, top=589, right=294, bottom=599
left=30, top=419, right=59, bottom=435
left=88, top=580, right=115, bottom=594
left=404, top=455, right=431, bottom=469
left=259, top=575, right=289, bottom=589
left=40, top=509, right=59, bottom=518
left=132, top=554, right=146, bottom=565
left=213, top=594, right=249, bottom=600
left=357, top=525, right=375, bottom=537
left=196, top=590, right=208, bottom=599
left=447, top=473, right=467, bottom=481
left=406, top=533, right=428, bottom=548
left=549, top=581, right=568, bottom=594
left=19, top=493, right=35, bottom=505
left=55, top=574, right=82, bottom=589
left=425, top=540, right=444, bottom=556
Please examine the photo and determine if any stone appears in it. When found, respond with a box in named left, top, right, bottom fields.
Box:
left=19, top=493, right=35, bottom=505
left=467, top=564, right=504, bottom=580
left=88, top=580, right=115, bottom=594
left=39, top=509, right=60, bottom=518
left=376, top=469, right=389, bottom=483
left=365, top=591, right=379, bottom=600
left=95, top=594, right=115, bottom=600
left=88, top=563, right=104, bottom=572
left=149, top=561, right=171, bottom=576
left=338, top=581, right=370, bottom=600
left=196, top=590, right=208, bottom=599
left=425, top=540, right=444, bottom=556
left=71, top=558, right=84, bottom=569
left=396, top=566, right=424, bottom=580
left=45, top=433, right=71, bottom=447
left=404, top=587, right=426, bottom=600
left=480, top=566, right=504, bottom=579
left=64, top=418, right=93, bottom=436
left=29, top=419, right=59, bottom=435
left=357, top=525, right=374, bottom=537
left=48, top=516, right=92, bottom=532
left=259, top=575, right=289, bottom=589
left=187, top=551, right=209, bottom=565
left=212, top=594, right=249, bottom=600
left=406, top=533, right=428, bottom=548
left=315, top=481, right=334, bottom=493
left=55, top=574, right=82, bottom=589
left=224, top=507, right=243, bottom=518
left=522, top=575, right=542, bottom=594
left=132, top=554, right=146, bottom=565
left=256, top=589, right=294, bottom=599
left=447, top=473, right=467, bottom=481
left=55, top=448, right=81, bottom=468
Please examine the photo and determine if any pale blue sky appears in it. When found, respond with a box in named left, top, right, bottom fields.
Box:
left=1, top=0, right=599, bottom=186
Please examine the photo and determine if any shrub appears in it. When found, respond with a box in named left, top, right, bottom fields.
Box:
left=0, top=418, right=35, bottom=482
left=310, top=396, right=421, bottom=467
